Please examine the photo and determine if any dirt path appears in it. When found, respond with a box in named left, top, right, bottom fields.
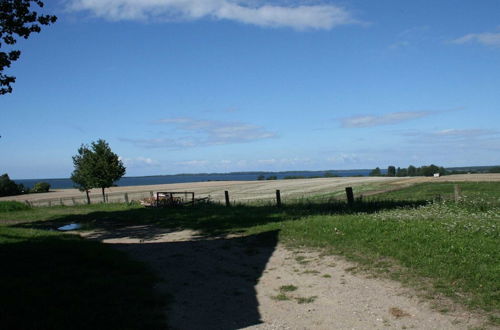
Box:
left=82, top=227, right=488, bottom=330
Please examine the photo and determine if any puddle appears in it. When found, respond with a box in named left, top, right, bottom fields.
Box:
left=58, top=223, right=82, bottom=231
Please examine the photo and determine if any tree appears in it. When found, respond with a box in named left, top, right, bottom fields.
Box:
left=71, top=144, right=94, bottom=204
left=396, top=167, right=408, bottom=177
left=89, top=140, right=126, bottom=202
left=71, top=139, right=126, bottom=203
left=1, top=0, right=57, bottom=94
left=369, top=167, right=381, bottom=176
left=407, top=165, right=417, bottom=176
left=0, top=173, right=21, bottom=196
left=387, top=166, right=396, bottom=177
left=489, top=166, right=500, bottom=173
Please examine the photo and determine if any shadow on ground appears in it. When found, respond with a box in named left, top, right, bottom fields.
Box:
left=16, top=200, right=429, bottom=240
left=105, top=230, right=280, bottom=330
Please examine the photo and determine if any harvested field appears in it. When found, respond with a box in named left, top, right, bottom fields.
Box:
left=2, top=174, right=500, bottom=206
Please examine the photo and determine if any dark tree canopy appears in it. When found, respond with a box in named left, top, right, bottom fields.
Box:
left=71, top=139, right=126, bottom=203
left=0, top=0, right=57, bottom=94
left=369, top=167, right=381, bottom=176
left=387, top=165, right=396, bottom=177
left=71, top=144, right=95, bottom=204
left=0, top=173, right=20, bottom=196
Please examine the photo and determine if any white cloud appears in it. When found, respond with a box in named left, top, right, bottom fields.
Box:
left=123, top=117, right=276, bottom=148
left=256, top=157, right=310, bottom=166
left=176, top=159, right=208, bottom=166
left=67, top=0, right=359, bottom=30
left=340, top=111, right=432, bottom=128
left=326, top=153, right=359, bottom=164
left=119, top=156, right=159, bottom=167
left=433, top=128, right=497, bottom=137
left=402, top=128, right=500, bottom=153
left=451, top=31, right=500, bottom=47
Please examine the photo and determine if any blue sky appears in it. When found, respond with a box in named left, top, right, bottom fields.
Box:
left=1, top=0, right=499, bottom=179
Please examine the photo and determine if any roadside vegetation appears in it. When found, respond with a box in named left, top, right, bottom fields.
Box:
left=0, top=181, right=499, bottom=326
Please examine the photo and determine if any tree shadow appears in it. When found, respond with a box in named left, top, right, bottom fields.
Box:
left=16, top=200, right=430, bottom=240
left=104, top=230, right=280, bottom=329
left=0, top=232, right=165, bottom=330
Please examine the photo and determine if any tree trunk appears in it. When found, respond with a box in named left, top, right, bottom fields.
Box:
left=85, top=190, right=91, bottom=205
left=101, top=187, right=106, bottom=203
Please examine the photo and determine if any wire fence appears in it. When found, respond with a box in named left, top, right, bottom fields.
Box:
left=22, top=188, right=354, bottom=208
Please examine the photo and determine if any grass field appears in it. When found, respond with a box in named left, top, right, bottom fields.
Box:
left=1, top=181, right=499, bottom=327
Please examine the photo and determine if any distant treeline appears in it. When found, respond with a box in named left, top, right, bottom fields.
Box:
left=0, top=173, right=50, bottom=197
left=257, top=172, right=341, bottom=181
left=369, top=164, right=500, bottom=177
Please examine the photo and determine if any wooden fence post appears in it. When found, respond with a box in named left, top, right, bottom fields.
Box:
left=60, top=198, right=64, bottom=206
left=71, top=197, right=76, bottom=205
left=345, top=187, right=354, bottom=205
left=124, top=193, right=129, bottom=204
left=454, top=184, right=461, bottom=202
left=225, top=191, right=230, bottom=207
left=25, top=200, right=31, bottom=207
left=276, top=189, right=282, bottom=207
left=48, top=200, right=52, bottom=207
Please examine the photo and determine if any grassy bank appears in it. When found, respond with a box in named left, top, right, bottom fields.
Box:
left=1, top=182, right=499, bottom=324
left=373, top=181, right=500, bottom=201
left=0, top=222, right=165, bottom=329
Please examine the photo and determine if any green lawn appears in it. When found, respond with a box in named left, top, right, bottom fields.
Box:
left=1, top=182, right=499, bottom=325
left=371, top=181, right=500, bottom=201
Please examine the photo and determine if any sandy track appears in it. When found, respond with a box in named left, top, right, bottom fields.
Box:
left=2, top=174, right=499, bottom=204
left=82, top=227, right=488, bottom=329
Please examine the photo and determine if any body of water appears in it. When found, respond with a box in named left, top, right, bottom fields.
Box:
left=15, top=169, right=374, bottom=189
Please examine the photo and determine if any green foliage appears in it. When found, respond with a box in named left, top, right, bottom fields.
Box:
left=387, top=165, right=396, bottom=177
left=31, top=181, right=50, bottom=193
left=257, top=175, right=265, bottom=180
left=323, top=171, right=339, bottom=178
left=0, top=173, right=21, bottom=197
left=418, top=164, right=447, bottom=176
left=374, top=182, right=500, bottom=202
left=71, top=144, right=96, bottom=192
left=283, top=175, right=306, bottom=179
left=371, top=164, right=448, bottom=177
left=396, top=167, right=408, bottom=177
left=0, top=201, right=30, bottom=212
left=408, top=165, right=417, bottom=176
left=88, top=139, right=126, bottom=190
left=266, top=175, right=277, bottom=180
left=0, top=0, right=57, bottom=94
left=369, top=167, right=381, bottom=176
left=489, top=166, right=500, bottom=173
left=71, top=139, right=126, bottom=202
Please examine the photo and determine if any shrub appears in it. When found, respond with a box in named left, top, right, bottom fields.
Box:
left=32, top=182, right=51, bottom=193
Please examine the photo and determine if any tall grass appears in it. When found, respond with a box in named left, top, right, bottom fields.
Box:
left=0, top=201, right=31, bottom=212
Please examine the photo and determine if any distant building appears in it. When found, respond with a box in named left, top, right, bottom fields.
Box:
left=433, top=173, right=440, bottom=177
